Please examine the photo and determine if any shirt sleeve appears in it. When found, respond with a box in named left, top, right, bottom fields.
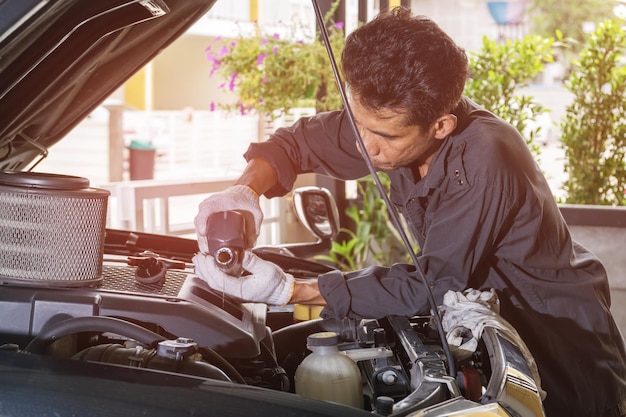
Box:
left=319, top=264, right=459, bottom=319
left=243, top=110, right=370, bottom=198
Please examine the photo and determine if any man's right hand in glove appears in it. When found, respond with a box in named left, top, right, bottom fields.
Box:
left=194, top=184, right=263, bottom=253
left=194, top=158, right=280, bottom=253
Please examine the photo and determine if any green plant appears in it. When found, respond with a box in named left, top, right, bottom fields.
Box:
left=530, top=0, right=616, bottom=52
left=464, top=35, right=556, bottom=157
left=528, top=0, right=617, bottom=84
left=560, top=19, right=626, bottom=206
left=315, top=173, right=415, bottom=270
left=206, top=2, right=344, bottom=119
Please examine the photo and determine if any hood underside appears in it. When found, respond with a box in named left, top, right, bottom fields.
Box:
left=0, top=0, right=217, bottom=171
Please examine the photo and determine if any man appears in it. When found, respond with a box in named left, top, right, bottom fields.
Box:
left=192, top=7, right=626, bottom=417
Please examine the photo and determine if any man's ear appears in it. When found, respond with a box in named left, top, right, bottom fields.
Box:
left=433, top=114, right=457, bottom=140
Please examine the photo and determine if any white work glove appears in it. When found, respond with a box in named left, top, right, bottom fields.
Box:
left=439, top=288, right=546, bottom=400
left=194, top=185, right=263, bottom=253
left=192, top=251, right=294, bottom=306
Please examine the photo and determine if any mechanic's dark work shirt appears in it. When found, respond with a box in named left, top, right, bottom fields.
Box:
left=244, top=97, right=626, bottom=417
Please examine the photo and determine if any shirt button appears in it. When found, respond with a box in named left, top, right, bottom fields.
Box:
left=458, top=179, right=464, bottom=185
left=454, top=170, right=460, bottom=177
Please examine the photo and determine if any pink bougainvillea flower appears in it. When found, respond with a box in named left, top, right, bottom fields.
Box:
left=228, top=71, right=237, bottom=91
left=334, top=22, right=345, bottom=29
left=219, top=45, right=229, bottom=57
left=238, top=102, right=245, bottom=115
left=206, top=52, right=221, bottom=76
left=261, top=76, right=267, bottom=84
left=209, top=102, right=216, bottom=112
left=273, top=33, right=280, bottom=40
left=261, top=38, right=268, bottom=46
left=257, top=52, right=268, bottom=66
left=272, top=46, right=279, bottom=54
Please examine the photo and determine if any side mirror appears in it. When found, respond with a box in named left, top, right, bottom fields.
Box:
left=264, top=186, right=339, bottom=258
left=292, top=186, right=340, bottom=241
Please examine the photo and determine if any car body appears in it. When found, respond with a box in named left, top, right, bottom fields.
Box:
left=0, top=1, right=546, bottom=416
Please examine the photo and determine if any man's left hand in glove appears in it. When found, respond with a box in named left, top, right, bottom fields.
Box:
left=193, top=251, right=295, bottom=305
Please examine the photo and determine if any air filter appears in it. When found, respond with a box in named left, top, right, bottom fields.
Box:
left=0, top=171, right=110, bottom=286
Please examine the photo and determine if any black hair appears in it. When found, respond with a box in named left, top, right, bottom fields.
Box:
left=341, top=7, right=469, bottom=128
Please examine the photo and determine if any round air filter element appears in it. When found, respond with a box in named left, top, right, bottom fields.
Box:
left=0, top=171, right=110, bottom=286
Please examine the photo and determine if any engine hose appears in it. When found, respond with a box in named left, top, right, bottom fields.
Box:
left=196, top=346, right=247, bottom=385
left=259, top=340, right=290, bottom=392
left=272, top=319, right=326, bottom=365
left=24, top=316, right=166, bottom=354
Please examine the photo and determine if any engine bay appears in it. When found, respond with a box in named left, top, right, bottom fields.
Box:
left=0, top=179, right=545, bottom=416
left=0, top=249, right=499, bottom=415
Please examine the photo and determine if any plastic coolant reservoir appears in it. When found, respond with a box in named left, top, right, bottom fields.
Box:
left=294, top=331, right=363, bottom=408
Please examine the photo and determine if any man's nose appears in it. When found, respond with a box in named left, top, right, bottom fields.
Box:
left=360, top=132, right=379, bottom=156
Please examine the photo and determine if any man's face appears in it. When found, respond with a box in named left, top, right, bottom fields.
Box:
left=349, top=96, right=440, bottom=171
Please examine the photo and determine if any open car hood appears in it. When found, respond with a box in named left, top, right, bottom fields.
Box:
left=0, top=0, right=217, bottom=171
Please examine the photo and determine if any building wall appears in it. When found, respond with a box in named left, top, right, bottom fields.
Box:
left=410, top=0, right=506, bottom=52
left=152, top=35, right=230, bottom=111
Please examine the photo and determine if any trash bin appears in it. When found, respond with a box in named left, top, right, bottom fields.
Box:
left=128, top=140, right=156, bottom=180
